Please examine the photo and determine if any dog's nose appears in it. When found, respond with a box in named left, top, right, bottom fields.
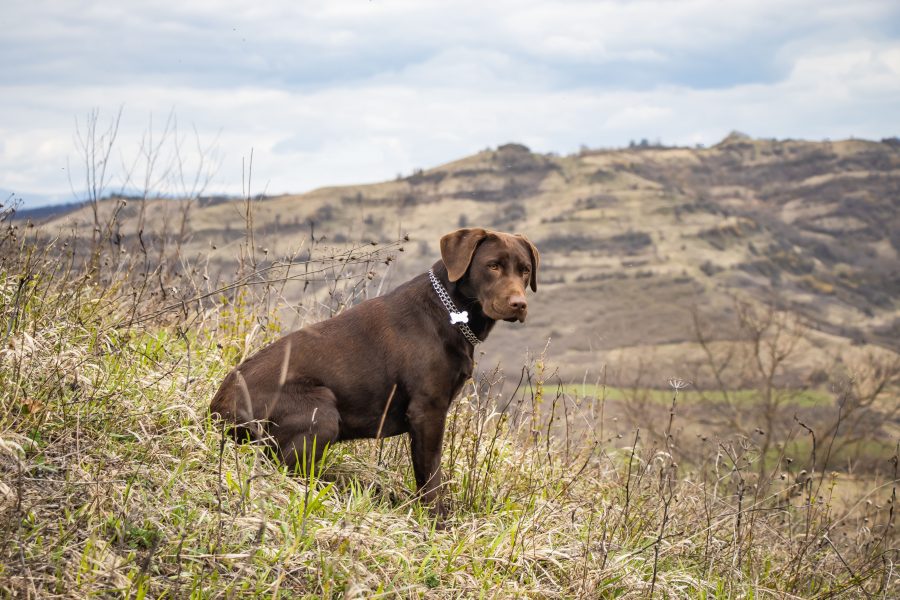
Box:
left=508, top=295, right=528, bottom=311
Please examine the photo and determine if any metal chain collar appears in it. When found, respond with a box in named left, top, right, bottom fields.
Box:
left=427, top=269, right=482, bottom=346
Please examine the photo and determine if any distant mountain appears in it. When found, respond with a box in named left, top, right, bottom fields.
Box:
left=8, top=201, right=84, bottom=223
left=39, top=136, right=900, bottom=383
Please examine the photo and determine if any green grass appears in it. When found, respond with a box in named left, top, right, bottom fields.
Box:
left=547, top=383, right=832, bottom=407
left=0, top=250, right=897, bottom=598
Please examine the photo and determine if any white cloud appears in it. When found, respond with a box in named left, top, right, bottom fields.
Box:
left=1, top=1, right=899, bottom=207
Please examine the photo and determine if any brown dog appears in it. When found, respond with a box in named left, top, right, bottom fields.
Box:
left=210, top=228, right=539, bottom=513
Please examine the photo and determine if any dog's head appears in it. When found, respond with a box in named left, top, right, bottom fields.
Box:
left=440, top=228, right=540, bottom=323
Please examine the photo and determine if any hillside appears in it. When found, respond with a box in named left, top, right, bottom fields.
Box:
left=35, top=135, right=900, bottom=384
left=1, top=227, right=897, bottom=597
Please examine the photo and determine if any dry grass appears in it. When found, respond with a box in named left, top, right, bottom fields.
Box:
left=0, top=210, right=897, bottom=598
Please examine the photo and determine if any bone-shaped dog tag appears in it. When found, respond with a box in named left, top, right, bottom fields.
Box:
left=450, top=311, right=468, bottom=325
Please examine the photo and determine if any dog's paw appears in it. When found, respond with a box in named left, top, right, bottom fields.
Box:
left=428, top=499, right=451, bottom=530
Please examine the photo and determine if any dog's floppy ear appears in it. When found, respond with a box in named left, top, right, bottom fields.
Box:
left=516, top=234, right=540, bottom=292
left=440, top=228, right=488, bottom=282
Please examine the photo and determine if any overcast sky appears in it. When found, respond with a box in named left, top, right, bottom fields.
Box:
left=2, top=0, right=899, bottom=207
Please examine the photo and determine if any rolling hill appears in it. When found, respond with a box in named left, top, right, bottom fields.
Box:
left=33, top=134, right=900, bottom=384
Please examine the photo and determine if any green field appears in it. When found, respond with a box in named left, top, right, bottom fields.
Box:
left=543, top=383, right=832, bottom=407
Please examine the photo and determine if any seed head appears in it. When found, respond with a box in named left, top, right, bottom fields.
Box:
left=667, top=377, right=691, bottom=391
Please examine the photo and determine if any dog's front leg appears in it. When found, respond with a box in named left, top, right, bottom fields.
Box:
left=407, top=399, right=448, bottom=517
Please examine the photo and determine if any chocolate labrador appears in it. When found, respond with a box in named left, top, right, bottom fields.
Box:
left=210, top=228, right=539, bottom=514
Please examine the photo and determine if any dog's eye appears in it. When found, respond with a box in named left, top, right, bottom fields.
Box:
left=487, top=263, right=499, bottom=271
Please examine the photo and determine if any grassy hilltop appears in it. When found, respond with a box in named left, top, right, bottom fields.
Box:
left=2, top=135, right=898, bottom=597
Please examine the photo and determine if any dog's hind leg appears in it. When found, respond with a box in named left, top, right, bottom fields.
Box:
left=271, top=384, right=341, bottom=474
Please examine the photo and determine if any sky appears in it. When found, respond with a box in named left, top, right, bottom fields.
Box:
left=2, top=0, right=899, bottom=208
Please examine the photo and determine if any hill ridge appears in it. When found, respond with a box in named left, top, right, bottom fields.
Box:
left=36, top=135, right=900, bottom=381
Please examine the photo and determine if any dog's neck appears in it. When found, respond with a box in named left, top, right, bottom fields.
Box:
left=429, top=261, right=496, bottom=346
